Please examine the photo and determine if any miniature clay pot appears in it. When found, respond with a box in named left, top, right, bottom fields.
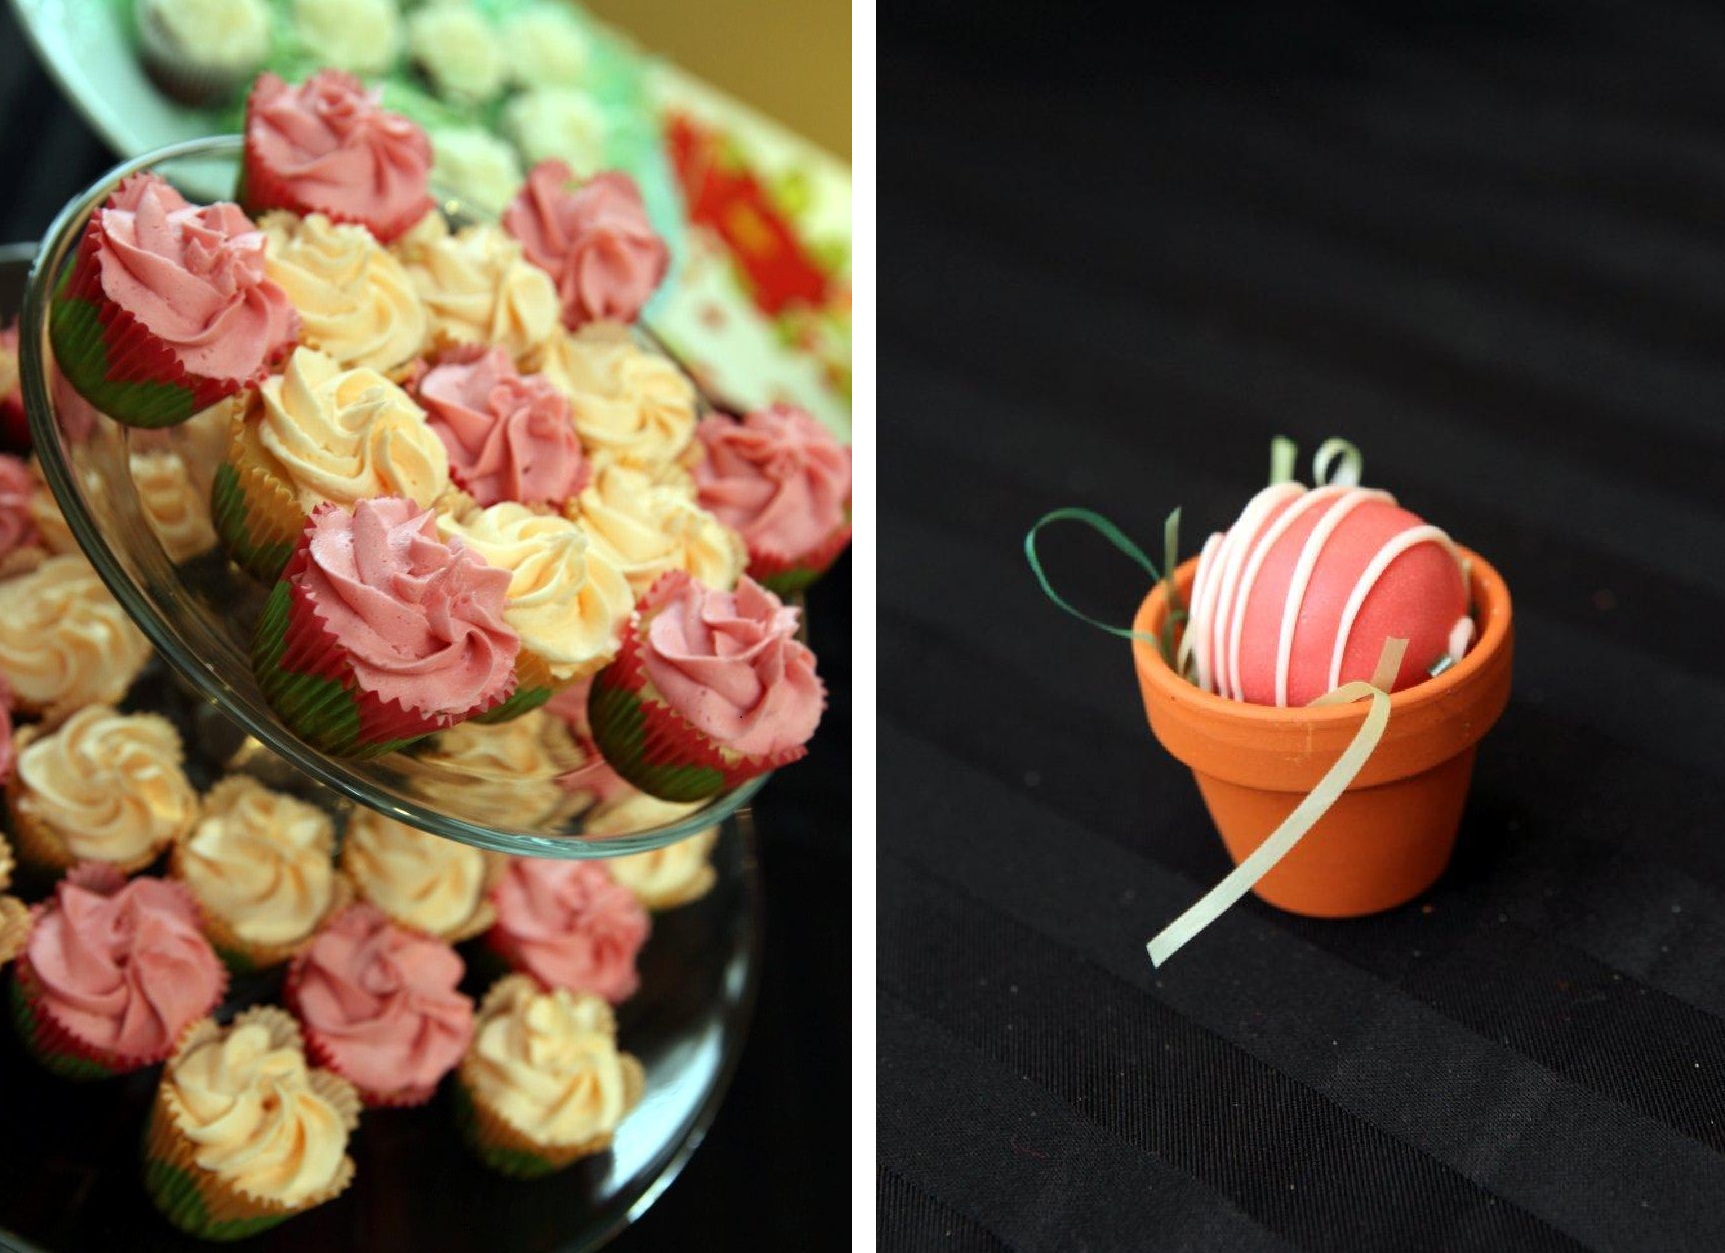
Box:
left=1132, top=549, right=1513, bottom=918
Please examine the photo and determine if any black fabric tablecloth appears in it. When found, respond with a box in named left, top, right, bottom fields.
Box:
left=881, top=2, right=1725, bottom=1249
left=0, top=13, right=850, bottom=1249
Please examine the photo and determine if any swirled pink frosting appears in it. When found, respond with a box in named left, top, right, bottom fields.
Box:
left=26, top=865, right=224, bottom=1059
left=489, top=859, right=647, bottom=1003
left=246, top=71, right=433, bottom=241
left=300, top=497, right=519, bottom=716
left=693, top=406, right=851, bottom=565
left=289, top=903, right=473, bottom=1097
left=504, top=161, right=668, bottom=330
left=0, top=454, right=38, bottom=562
left=95, top=174, right=298, bottom=381
left=415, top=346, right=587, bottom=506
left=640, top=573, right=824, bottom=758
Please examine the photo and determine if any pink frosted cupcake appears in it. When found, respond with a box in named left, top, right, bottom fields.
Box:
left=0, top=455, right=40, bottom=576
left=504, top=161, right=669, bottom=331
left=587, top=572, right=825, bottom=801
left=252, top=497, right=521, bottom=758
left=485, top=858, right=648, bottom=1004
left=9, top=864, right=227, bottom=1080
left=242, top=71, right=434, bottom=244
left=693, top=405, right=851, bottom=594
left=284, top=903, right=474, bottom=1106
left=413, top=345, right=588, bottom=508
left=49, top=174, right=298, bottom=429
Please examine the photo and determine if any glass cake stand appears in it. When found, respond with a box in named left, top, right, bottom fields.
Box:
left=16, top=134, right=767, bottom=860
left=0, top=142, right=769, bottom=1252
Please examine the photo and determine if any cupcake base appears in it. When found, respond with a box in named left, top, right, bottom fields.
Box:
left=452, top=1053, right=645, bottom=1178
left=9, top=958, right=120, bottom=1081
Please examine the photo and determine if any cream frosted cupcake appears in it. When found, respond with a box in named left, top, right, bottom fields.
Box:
left=400, top=220, right=562, bottom=365
left=212, top=345, right=450, bottom=580
left=588, top=805, right=720, bottom=912
left=143, top=1006, right=360, bottom=1240
left=292, top=0, right=402, bottom=75
left=26, top=458, right=78, bottom=557
left=570, top=463, right=745, bottom=600
left=259, top=212, right=428, bottom=374
left=135, top=0, right=270, bottom=106
left=413, top=710, right=588, bottom=828
left=503, top=89, right=608, bottom=175
left=436, top=502, right=634, bottom=714
left=342, top=807, right=499, bottom=942
left=7, top=705, right=199, bottom=875
left=500, top=5, right=593, bottom=89
left=429, top=127, right=525, bottom=217
left=132, top=449, right=219, bottom=563
left=534, top=322, right=697, bottom=475
left=454, top=974, right=644, bottom=1177
left=171, top=776, right=345, bottom=971
left=0, top=553, right=153, bottom=722
left=406, top=0, right=506, bottom=104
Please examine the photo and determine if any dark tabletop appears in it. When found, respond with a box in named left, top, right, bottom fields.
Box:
left=0, top=10, right=850, bottom=1250
left=881, top=1, right=1725, bottom=1249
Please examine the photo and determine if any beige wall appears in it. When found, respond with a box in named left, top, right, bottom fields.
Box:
left=581, top=0, right=852, bottom=160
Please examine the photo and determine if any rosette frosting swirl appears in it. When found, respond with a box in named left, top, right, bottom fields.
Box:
left=598, top=823, right=719, bottom=911
left=177, top=776, right=335, bottom=946
left=465, top=975, right=636, bottom=1145
left=167, top=1010, right=353, bottom=1204
left=299, top=498, right=519, bottom=716
left=343, top=809, right=492, bottom=939
left=0, top=555, right=153, bottom=719
left=535, top=323, right=696, bottom=473
left=260, top=212, right=426, bottom=372
left=290, top=904, right=473, bottom=1098
left=14, top=706, right=199, bottom=865
left=488, top=858, right=647, bottom=1004
left=640, top=573, right=824, bottom=758
left=27, top=868, right=224, bottom=1059
left=414, top=711, right=587, bottom=828
left=132, top=449, right=218, bottom=562
left=95, top=174, right=298, bottom=381
left=252, top=346, right=449, bottom=513
left=438, top=502, right=632, bottom=680
left=573, top=463, right=744, bottom=598
left=245, top=71, right=433, bottom=241
left=505, top=162, right=669, bottom=330
left=694, top=406, right=851, bottom=565
left=416, top=347, right=587, bottom=507
left=403, top=222, right=560, bottom=363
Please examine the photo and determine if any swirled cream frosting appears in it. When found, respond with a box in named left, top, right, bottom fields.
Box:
left=413, top=710, right=586, bottom=828
left=260, top=212, right=427, bottom=372
left=132, top=449, right=218, bottom=563
left=177, top=776, right=335, bottom=946
left=402, top=222, right=560, bottom=364
left=570, top=463, right=744, bottom=598
left=0, top=555, right=152, bottom=719
left=342, top=808, right=493, bottom=939
left=534, top=323, right=696, bottom=474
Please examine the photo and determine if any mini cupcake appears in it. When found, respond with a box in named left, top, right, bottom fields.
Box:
left=259, top=211, right=428, bottom=373
left=406, top=1, right=506, bottom=104
left=500, top=5, right=593, bottom=90
left=413, top=710, right=588, bottom=829
left=342, top=808, right=498, bottom=941
left=242, top=71, right=434, bottom=244
left=0, top=453, right=43, bottom=575
left=7, top=705, right=198, bottom=876
left=485, top=858, right=647, bottom=1004
left=10, top=864, right=226, bottom=1080
left=572, top=463, right=744, bottom=599
left=284, top=902, right=474, bottom=1106
left=143, top=1005, right=360, bottom=1240
left=252, top=497, right=520, bottom=758
left=213, top=345, right=450, bottom=580
left=132, top=449, right=219, bottom=563
left=694, top=405, right=852, bottom=593
left=171, top=776, right=344, bottom=971
left=534, top=322, right=697, bottom=475
left=0, top=554, right=153, bottom=721
left=454, top=973, right=644, bottom=1177
left=587, top=808, right=719, bottom=912
left=503, top=89, right=609, bottom=175
left=436, top=502, right=633, bottom=715
left=291, top=0, right=402, bottom=76
left=50, top=174, right=298, bottom=428
left=429, top=126, right=524, bottom=217
left=414, top=346, right=588, bottom=509
left=400, top=220, right=562, bottom=365
left=505, top=162, right=669, bottom=331
left=135, top=0, right=270, bottom=107
left=588, top=572, right=824, bottom=801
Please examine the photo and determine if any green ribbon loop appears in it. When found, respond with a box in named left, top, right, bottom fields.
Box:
left=1024, top=507, right=1173, bottom=651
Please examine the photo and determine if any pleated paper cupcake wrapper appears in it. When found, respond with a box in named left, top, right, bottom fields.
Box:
left=469, top=649, right=556, bottom=725
left=253, top=562, right=486, bottom=760
left=144, top=1024, right=360, bottom=1241
left=49, top=215, right=277, bottom=429
left=133, top=8, right=253, bottom=109
left=0, top=895, right=30, bottom=967
left=212, top=415, right=310, bottom=582
left=173, top=848, right=354, bottom=974
left=451, top=1053, right=644, bottom=1179
left=588, top=604, right=806, bottom=802
left=5, top=772, right=168, bottom=880
left=239, top=123, right=430, bottom=245
left=749, top=516, right=853, bottom=597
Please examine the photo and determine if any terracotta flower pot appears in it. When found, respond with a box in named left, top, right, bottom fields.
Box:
left=1132, top=548, right=1513, bottom=918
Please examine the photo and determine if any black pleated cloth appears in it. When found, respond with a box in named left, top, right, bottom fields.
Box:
left=0, top=12, right=850, bottom=1250
left=882, top=2, right=1725, bottom=1249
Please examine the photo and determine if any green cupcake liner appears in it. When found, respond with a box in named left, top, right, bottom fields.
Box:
left=8, top=973, right=117, bottom=1082
left=757, top=564, right=823, bottom=597
left=49, top=285, right=203, bottom=431
left=210, top=462, right=295, bottom=582
left=141, top=1147, right=289, bottom=1242
left=451, top=1081, right=561, bottom=1179
left=587, top=674, right=728, bottom=803
left=467, top=683, right=552, bottom=726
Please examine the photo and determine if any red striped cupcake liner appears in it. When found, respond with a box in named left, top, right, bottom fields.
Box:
left=748, top=514, right=853, bottom=596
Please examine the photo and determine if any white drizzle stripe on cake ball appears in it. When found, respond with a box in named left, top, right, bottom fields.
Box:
left=1273, top=488, right=1393, bottom=707
left=1326, top=524, right=1462, bottom=694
